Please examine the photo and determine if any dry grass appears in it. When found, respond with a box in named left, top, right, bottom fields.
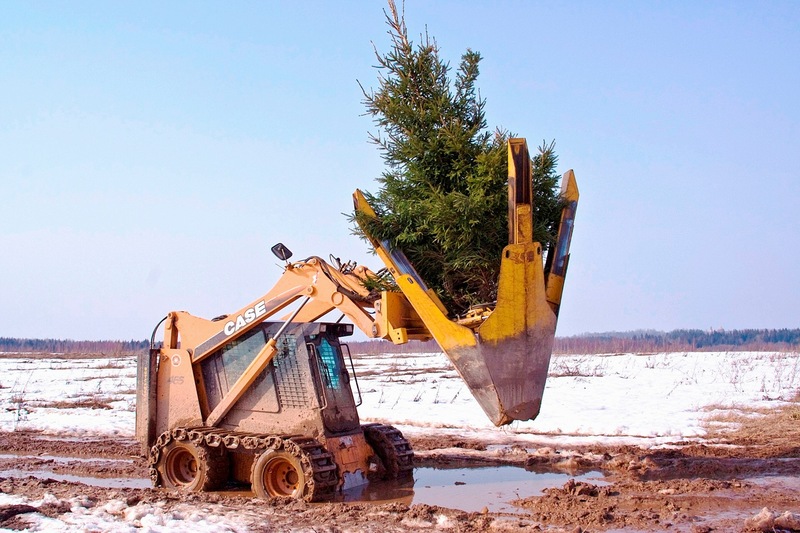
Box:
left=96, top=360, right=128, bottom=369
left=549, top=355, right=606, bottom=378
left=704, top=397, right=800, bottom=451
left=38, top=398, right=114, bottom=410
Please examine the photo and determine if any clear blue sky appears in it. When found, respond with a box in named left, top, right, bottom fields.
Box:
left=1, top=1, right=798, bottom=340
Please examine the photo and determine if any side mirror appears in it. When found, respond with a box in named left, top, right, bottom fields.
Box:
left=271, top=242, right=293, bottom=262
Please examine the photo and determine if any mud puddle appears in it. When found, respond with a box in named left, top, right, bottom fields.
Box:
left=216, top=465, right=607, bottom=514
left=746, top=474, right=800, bottom=491
left=0, top=453, right=145, bottom=489
left=0, top=457, right=605, bottom=514
left=0, top=453, right=132, bottom=465
left=337, top=465, right=607, bottom=513
left=0, top=468, right=151, bottom=489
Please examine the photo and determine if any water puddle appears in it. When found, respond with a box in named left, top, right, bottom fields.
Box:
left=0, top=468, right=151, bottom=489
left=337, top=465, right=606, bottom=513
left=0, top=461, right=605, bottom=512
left=745, top=475, right=800, bottom=491
left=0, top=453, right=144, bottom=489
left=31, top=435, right=131, bottom=444
left=0, top=453, right=132, bottom=465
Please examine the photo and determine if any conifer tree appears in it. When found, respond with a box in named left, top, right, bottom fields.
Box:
left=354, top=1, right=564, bottom=315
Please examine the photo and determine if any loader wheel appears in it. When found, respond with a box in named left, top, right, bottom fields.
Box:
left=251, top=450, right=307, bottom=499
left=155, top=440, right=228, bottom=492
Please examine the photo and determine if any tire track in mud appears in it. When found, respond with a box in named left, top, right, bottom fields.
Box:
left=0, top=430, right=799, bottom=531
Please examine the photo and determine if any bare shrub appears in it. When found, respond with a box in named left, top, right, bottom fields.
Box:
left=549, top=355, right=605, bottom=378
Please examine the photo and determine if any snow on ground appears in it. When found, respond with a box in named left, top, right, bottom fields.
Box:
left=0, top=350, right=797, bottom=446
left=0, top=349, right=797, bottom=532
left=0, top=356, right=136, bottom=437
left=354, top=350, right=800, bottom=446
left=0, top=491, right=254, bottom=533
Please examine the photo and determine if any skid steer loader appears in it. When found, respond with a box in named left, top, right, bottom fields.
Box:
left=136, top=138, right=578, bottom=501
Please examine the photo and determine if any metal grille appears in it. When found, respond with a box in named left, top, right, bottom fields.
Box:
left=273, top=334, right=309, bottom=409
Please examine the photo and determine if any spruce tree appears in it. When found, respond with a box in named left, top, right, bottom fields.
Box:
left=354, top=1, right=564, bottom=316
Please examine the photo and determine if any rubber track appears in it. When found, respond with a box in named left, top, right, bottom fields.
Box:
left=149, top=427, right=339, bottom=501
left=287, top=437, right=339, bottom=500
left=362, top=423, right=414, bottom=478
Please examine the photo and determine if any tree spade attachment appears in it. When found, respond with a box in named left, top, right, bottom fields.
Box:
left=354, top=138, right=579, bottom=426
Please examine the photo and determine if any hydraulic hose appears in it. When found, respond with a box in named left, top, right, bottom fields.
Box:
left=149, top=316, right=168, bottom=350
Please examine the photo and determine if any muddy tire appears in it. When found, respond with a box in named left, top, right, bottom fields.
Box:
left=251, top=449, right=308, bottom=500
left=155, top=440, right=229, bottom=492
left=363, top=423, right=414, bottom=479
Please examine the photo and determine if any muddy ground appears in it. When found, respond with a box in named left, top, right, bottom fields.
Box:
left=0, top=403, right=798, bottom=532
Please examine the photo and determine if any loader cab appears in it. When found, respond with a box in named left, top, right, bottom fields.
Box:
left=199, top=321, right=362, bottom=440
left=302, top=323, right=362, bottom=435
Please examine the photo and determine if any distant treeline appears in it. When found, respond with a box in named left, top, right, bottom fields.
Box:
left=1, top=328, right=797, bottom=356
left=347, top=329, right=800, bottom=355
left=347, top=339, right=442, bottom=355
left=0, top=336, right=439, bottom=356
left=0, top=337, right=149, bottom=356
left=554, top=328, right=800, bottom=354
